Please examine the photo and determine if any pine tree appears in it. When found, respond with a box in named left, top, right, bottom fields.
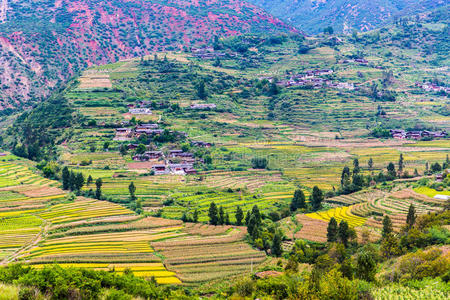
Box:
left=75, top=173, right=85, bottom=191
left=406, top=204, right=416, bottom=229
left=218, top=206, right=225, bottom=225
left=353, top=158, right=360, bottom=174
left=196, top=80, right=207, bottom=100
left=368, top=158, right=374, bottom=171
left=235, top=206, right=244, bottom=226
left=382, top=215, right=393, bottom=238
left=95, top=178, right=102, bottom=200
left=387, top=162, right=396, bottom=178
left=251, top=205, right=262, bottom=227
left=338, top=220, right=350, bottom=247
left=311, top=186, right=324, bottom=211
left=271, top=230, right=283, bottom=257
left=69, top=171, right=76, bottom=191
left=87, top=175, right=93, bottom=186
left=245, top=211, right=251, bottom=226
left=128, top=182, right=136, bottom=201
left=341, top=166, right=350, bottom=186
left=225, top=213, right=230, bottom=225
left=62, top=167, right=70, bottom=190
left=208, top=202, right=219, bottom=225
left=290, top=189, right=306, bottom=211
left=398, top=153, right=404, bottom=172
left=193, top=209, right=199, bottom=223
left=327, top=217, right=338, bottom=242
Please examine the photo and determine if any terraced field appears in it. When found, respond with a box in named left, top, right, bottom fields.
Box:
left=0, top=156, right=268, bottom=284
left=306, top=205, right=367, bottom=227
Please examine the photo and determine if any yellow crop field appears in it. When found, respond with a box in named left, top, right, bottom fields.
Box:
left=306, top=206, right=366, bottom=227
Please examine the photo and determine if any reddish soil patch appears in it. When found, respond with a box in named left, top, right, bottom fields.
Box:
left=295, top=214, right=328, bottom=243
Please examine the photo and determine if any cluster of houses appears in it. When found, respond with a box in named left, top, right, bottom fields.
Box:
left=189, top=103, right=217, bottom=110
left=127, top=101, right=153, bottom=115
left=339, top=58, right=369, bottom=64
left=390, top=129, right=448, bottom=140
left=114, top=123, right=165, bottom=141
left=259, top=69, right=355, bottom=90
left=415, top=82, right=450, bottom=94
left=191, top=47, right=227, bottom=60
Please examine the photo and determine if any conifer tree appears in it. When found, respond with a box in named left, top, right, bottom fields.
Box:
left=62, top=167, right=70, bottom=190
left=271, top=230, right=283, bottom=257
left=406, top=204, right=416, bottom=229
left=95, top=178, right=102, bottom=200
left=311, top=186, right=324, bottom=211
left=338, top=220, right=350, bottom=247
left=128, top=182, right=136, bottom=202
left=382, top=215, right=393, bottom=238
left=208, top=202, right=219, bottom=225
left=327, top=217, right=338, bottom=242
left=235, top=206, right=244, bottom=226
left=290, top=189, right=306, bottom=211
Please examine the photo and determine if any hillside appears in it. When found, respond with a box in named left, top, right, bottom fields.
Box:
left=248, top=0, right=448, bottom=33
left=0, top=0, right=296, bottom=112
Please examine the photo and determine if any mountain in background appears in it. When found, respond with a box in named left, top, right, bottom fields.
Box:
left=248, top=0, right=447, bottom=34
left=0, top=0, right=297, bottom=112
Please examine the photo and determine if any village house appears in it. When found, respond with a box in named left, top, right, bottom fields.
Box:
left=136, top=123, right=159, bottom=130
left=133, top=151, right=163, bottom=161
left=168, top=163, right=197, bottom=175
left=168, top=150, right=194, bottom=159
left=151, top=164, right=170, bottom=175
left=129, top=108, right=152, bottom=115
left=390, top=129, right=448, bottom=140
left=134, top=128, right=164, bottom=137
left=114, top=128, right=132, bottom=141
left=191, top=141, right=212, bottom=147
left=189, top=103, right=217, bottom=110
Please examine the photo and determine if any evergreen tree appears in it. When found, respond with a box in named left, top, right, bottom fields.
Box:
left=327, top=217, right=338, bottom=242
left=235, top=206, right=244, bottom=226
left=245, top=211, right=251, bottom=226
left=62, top=167, right=70, bottom=190
left=128, top=182, right=136, bottom=202
left=225, top=213, right=230, bottom=225
left=196, top=80, right=207, bottom=100
left=381, top=233, right=401, bottom=259
left=341, top=166, right=350, bottom=186
left=87, top=175, right=93, bottom=186
left=75, top=172, right=85, bottom=191
left=247, top=215, right=259, bottom=240
left=353, top=158, right=360, bottom=174
left=290, top=189, right=306, bottom=211
left=356, top=251, right=376, bottom=282
left=406, top=204, right=416, bottom=229
left=368, top=158, right=374, bottom=171
left=338, top=220, right=350, bottom=247
left=311, top=186, right=324, bottom=211
left=387, top=162, right=396, bottom=178
left=193, top=209, right=199, bottom=223
left=398, top=153, right=404, bottom=172
left=95, top=178, right=102, bottom=200
left=208, top=202, right=219, bottom=225
left=251, top=205, right=262, bottom=227
left=69, top=171, right=76, bottom=191
left=271, top=230, right=283, bottom=257
left=218, top=206, right=225, bottom=225
left=382, top=215, right=393, bottom=239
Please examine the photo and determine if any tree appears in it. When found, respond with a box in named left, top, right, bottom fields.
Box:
left=196, top=80, right=207, bottom=100
left=128, top=182, right=136, bottom=202
left=62, top=167, right=70, bottom=190
left=311, top=186, right=324, bottom=211
left=271, top=230, right=283, bottom=257
left=235, top=206, right=244, bottom=226
left=356, top=251, right=376, bottom=281
left=95, top=178, right=102, bottom=200
left=251, top=205, right=262, bottom=227
left=353, top=158, right=360, bottom=174
left=341, top=166, right=350, bottom=186
left=87, top=175, right=93, bottom=186
left=251, top=157, right=268, bottom=169
left=208, top=202, right=219, bottom=225
left=103, top=141, right=110, bottom=151
left=327, top=217, right=338, bottom=242
left=219, top=206, right=225, bottom=225
left=382, top=215, right=393, bottom=239
left=387, top=162, right=396, bottom=179
left=136, top=144, right=146, bottom=154
left=431, top=162, right=442, bottom=173
left=398, top=153, right=404, bottom=172
left=225, top=213, right=230, bottom=225
left=406, top=204, right=416, bottom=229
left=381, top=233, right=401, bottom=259
left=193, top=209, right=199, bottom=223
left=368, top=158, right=374, bottom=171
left=75, top=173, right=85, bottom=191
left=290, top=189, right=306, bottom=211
left=338, top=220, right=350, bottom=247
left=69, top=171, right=76, bottom=191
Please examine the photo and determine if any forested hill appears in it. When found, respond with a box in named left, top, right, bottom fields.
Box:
left=0, top=0, right=296, bottom=112
left=248, top=0, right=448, bottom=34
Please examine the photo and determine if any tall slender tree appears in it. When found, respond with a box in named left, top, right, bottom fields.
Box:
left=235, top=206, right=244, bottom=226
left=128, top=182, right=136, bottom=202
left=338, top=220, right=350, bottom=247
left=311, top=186, right=324, bottom=211
left=62, top=167, right=70, bottom=190
left=382, top=215, right=393, bottom=238
left=208, top=202, right=219, bottom=225
left=95, top=178, right=102, bottom=200
left=406, top=204, right=416, bottom=229
left=327, top=217, right=338, bottom=242
left=290, top=189, right=306, bottom=211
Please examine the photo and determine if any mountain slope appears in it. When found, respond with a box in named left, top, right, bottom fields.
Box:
left=248, top=0, right=447, bottom=33
left=0, top=0, right=297, bottom=111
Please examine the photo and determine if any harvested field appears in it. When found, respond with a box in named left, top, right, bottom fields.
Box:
left=78, top=74, right=112, bottom=89
left=294, top=214, right=328, bottom=243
